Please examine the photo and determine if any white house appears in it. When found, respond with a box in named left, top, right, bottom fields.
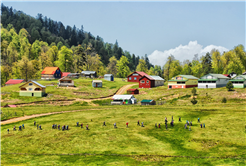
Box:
left=150, top=76, right=165, bottom=87
left=111, top=95, right=137, bottom=105
left=198, top=73, right=230, bottom=88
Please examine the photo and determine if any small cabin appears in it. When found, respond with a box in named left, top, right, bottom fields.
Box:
left=41, top=67, right=62, bottom=79
left=5, top=79, right=25, bottom=86
left=104, top=74, right=114, bottom=81
left=19, top=81, right=46, bottom=97
left=111, top=95, right=137, bottom=105
left=58, top=76, right=74, bottom=87
left=81, top=71, right=97, bottom=78
left=141, top=99, right=156, bottom=105
left=92, top=80, right=102, bottom=88
left=168, top=75, right=199, bottom=89
left=127, top=89, right=139, bottom=94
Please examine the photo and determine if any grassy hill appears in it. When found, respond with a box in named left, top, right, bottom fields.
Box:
left=1, top=78, right=132, bottom=106
left=1, top=105, right=245, bottom=165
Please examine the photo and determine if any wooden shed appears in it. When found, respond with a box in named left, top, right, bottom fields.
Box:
left=5, top=79, right=25, bottom=86
left=58, top=76, right=74, bottom=87
left=127, top=89, right=139, bottom=94
left=81, top=71, right=97, bottom=78
left=41, top=67, right=62, bottom=79
left=141, top=99, right=156, bottom=105
left=92, top=80, right=102, bottom=88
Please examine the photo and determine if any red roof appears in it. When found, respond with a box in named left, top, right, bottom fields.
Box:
left=127, top=89, right=138, bottom=91
left=127, top=71, right=148, bottom=77
left=5, top=79, right=24, bottom=85
left=62, top=72, right=71, bottom=77
left=223, top=74, right=230, bottom=77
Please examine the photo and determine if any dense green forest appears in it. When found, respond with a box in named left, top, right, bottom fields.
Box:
left=1, top=4, right=246, bottom=86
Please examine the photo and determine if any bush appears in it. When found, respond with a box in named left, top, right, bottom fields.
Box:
left=191, top=87, right=196, bottom=96
left=226, top=81, right=234, bottom=91
left=191, top=97, right=198, bottom=105
left=222, top=97, right=227, bottom=103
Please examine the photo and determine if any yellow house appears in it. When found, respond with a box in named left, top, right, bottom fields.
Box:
left=19, top=81, right=46, bottom=97
left=168, top=75, right=199, bottom=89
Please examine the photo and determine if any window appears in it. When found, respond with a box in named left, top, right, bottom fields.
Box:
left=29, top=83, right=33, bottom=86
left=212, top=81, right=216, bottom=83
left=141, top=80, right=145, bottom=83
left=134, top=77, right=137, bottom=80
left=147, top=80, right=149, bottom=83
left=129, top=77, right=132, bottom=80
left=29, top=88, right=32, bottom=91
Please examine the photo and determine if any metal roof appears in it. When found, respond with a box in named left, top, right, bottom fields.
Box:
left=32, top=81, right=46, bottom=88
left=141, top=99, right=154, bottom=103
left=230, top=75, right=246, bottom=80
left=5, top=79, right=24, bottom=85
left=104, top=74, right=113, bottom=76
left=92, top=80, right=102, bottom=83
left=149, top=75, right=164, bottom=81
left=204, top=73, right=230, bottom=79
left=81, top=71, right=96, bottom=74
left=112, top=95, right=135, bottom=100
left=178, top=75, right=199, bottom=79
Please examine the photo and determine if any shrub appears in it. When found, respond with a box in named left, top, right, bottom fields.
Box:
left=191, top=97, right=198, bottom=105
left=191, top=87, right=196, bottom=96
left=226, top=81, right=234, bottom=91
left=222, top=97, right=227, bottom=103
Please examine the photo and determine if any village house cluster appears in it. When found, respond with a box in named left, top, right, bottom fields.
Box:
left=4, top=66, right=246, bottom=106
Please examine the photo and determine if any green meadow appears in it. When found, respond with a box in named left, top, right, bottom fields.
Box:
left=1, top=81, right=246, bottom=165
left=1, top=104, right=246, bottom=165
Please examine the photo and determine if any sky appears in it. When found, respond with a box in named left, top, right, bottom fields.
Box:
left=2, top=1, right=245, bottom=66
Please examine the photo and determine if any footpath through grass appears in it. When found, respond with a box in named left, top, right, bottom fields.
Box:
left=1, top=105, right=245, bottom=165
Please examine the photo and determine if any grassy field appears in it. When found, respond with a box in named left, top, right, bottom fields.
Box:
left=1, top=104, right=246, bottom=165
left=1, top=78, right=132, bottom=105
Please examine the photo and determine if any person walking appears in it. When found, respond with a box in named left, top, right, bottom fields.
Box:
left=7, top=129, right=9, bottom=134
left=165, top=123, right=168, bottom=130
left=58, top=125, right=60, bottom=130
left=126, top=122, right=129, bottom=128
left=39, top=125, right=42, bottom=130
left=141, top=122, right=144, bottom=127
left=155, top=123, right=157, bottom=128
left=179, top=117, right=181, bottom=122
left=114, top=123, right=117, bottom=128
left=137, top=120, right=140, bottom=126
left=198, top=118, right=200, bottom=123
left=77, top=122, right=79, bottom=127
left=200, top=124, right=202, bottom=128
left=34, top=121, right=36, bottom=126
left=103, top=121, right=106, bottom=126
left=22, top=124, right=25, bottom=129
left=37, top=124, right=39, bottom=129
left=190, top=121, right=192, bottom=126
left=81, top=123, right=83, bottom=128
left=158, top=123, right=161, bottom=128
left=203, top=123, right=205, bottom=128
left=19, top=126, right=22, bottom=131
left=86, top=124, right=89, bottom=130
left=13, top=125, right=16, bottom=131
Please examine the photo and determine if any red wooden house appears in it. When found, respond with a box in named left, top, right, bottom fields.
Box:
left=127, top=88, right=139, bottom=94
left=127, top=71, right=148, bottom=82
left=139, top=75, right=155, bottom=88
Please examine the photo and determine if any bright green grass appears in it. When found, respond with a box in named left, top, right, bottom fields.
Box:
left=1, top=78, right=132, bottom=105
left=1, top=106, right=245, bottom=165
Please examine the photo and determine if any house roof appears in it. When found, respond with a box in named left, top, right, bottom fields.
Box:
left=139, top=75, right=155, bottom=81
left=5, top=79, right=24, bottom=85
left=41, top=67, right=60, bottom=75
left=223, top=74, right=230, bottom=77
left=81, top=71, right=96, bottom=74
left=127, top=71, right=148, bottom=77
left=178, top=75, right=199, bottom=80
left=62, top=72, right=71, bottom=77
left=149, top=75, right=165, bottom=81
left=112, top=95, right=135, bottom=100
left=141, top=99, right=154, bottom=103
left=230, top=75, right=246, bottom=80
left=127, top=89, right=138, bottom=91
left=19, top=80, right=46, bottom=88
left=92, top=80, right=102, bottom=83
left=58, top=76, right=72, bottom=81
left=104, top=74, right=113, bottom=76
left=4, top=104, right=17, bottom=107
left=205, top=73, right=230, bottom=79
left=242, top=71, right=246, bottom=75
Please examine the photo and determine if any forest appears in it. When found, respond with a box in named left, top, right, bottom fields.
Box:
left=1, top=4, right=246, bottom=86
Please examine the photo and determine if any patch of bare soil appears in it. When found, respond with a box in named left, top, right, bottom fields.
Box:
left=231, top=93, right=246, bottom=99
left=139, top=91, right=147, bottom=95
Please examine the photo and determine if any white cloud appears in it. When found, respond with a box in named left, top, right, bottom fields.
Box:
left=148, top=41, right=229, bottom=66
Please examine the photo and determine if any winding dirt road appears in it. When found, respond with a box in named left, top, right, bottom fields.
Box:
left=1, top=83, right=137, bottom=125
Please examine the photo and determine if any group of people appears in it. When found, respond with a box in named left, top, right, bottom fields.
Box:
left=7, top=117, right=206, bottom=134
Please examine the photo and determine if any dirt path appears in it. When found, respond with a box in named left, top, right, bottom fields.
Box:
left=0, top=109, right=102, bottom=125
left=1, top=83, right=137, bottom=125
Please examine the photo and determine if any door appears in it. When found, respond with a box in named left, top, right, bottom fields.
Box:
left=206, top=85, right=208, bottom=88
left=32, top=93, right=34, bottom=96
left=96, top=83, right=98, bottom=87
left=169, top=86, right=172, bottom=89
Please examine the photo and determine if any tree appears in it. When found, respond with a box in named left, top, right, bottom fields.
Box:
left=136, top=59, right=148, bottom=73
left=73, top=45, right=87, bottom=73
left=56, top=46, right=73, bottom=72
left=107, top=56, right=118, bottom=76
left=116, top=56, right=130, bottom=78
left=191, top=97, right=198, bottom=105
left=169, top=60, right=182, bottom=79
left=40, top=52, right=52, bottom=69
left=86, top=54, right=105, bottom=75
left=222, top=97, right=227, bottom=103
left=163, top=55, right=175, bottom=80
left=226, top=81, right=234, bottom=91
left=1, top=65, right=12, bottom=85
left=18, top=56, right=34, bottom=81
left=31, top=40, right=41, bottom=60
left=201, top=52, right=212, bottom=75
left=47, top=45, right=59, bottom=65
left=211, top=49, right=223, bottom=74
